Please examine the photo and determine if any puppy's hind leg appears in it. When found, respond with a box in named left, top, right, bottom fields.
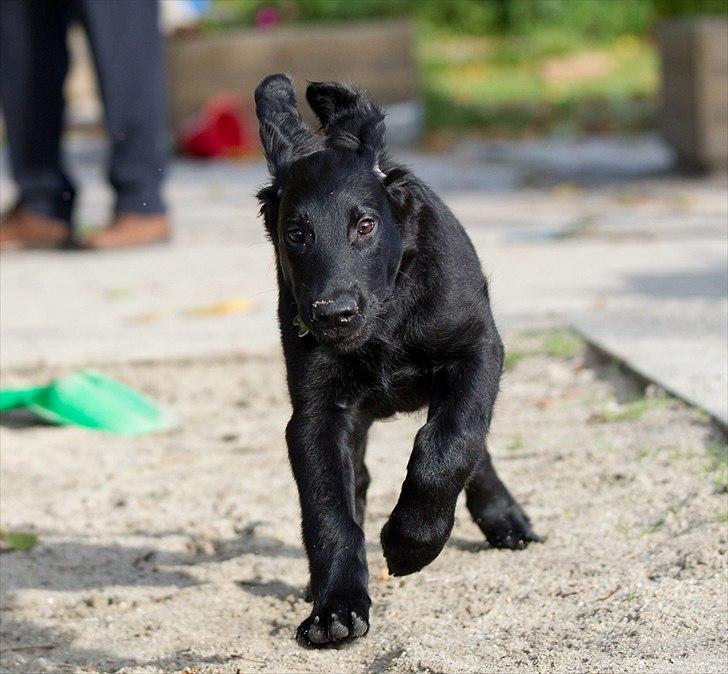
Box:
left=465, top=447, right=541, bottom=549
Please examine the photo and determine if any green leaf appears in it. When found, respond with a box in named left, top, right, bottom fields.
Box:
left=0, top=528, right=38, bottom=552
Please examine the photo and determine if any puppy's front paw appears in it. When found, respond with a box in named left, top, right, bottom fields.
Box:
left=381, top=509, right=453, bottom=576
left=475, top=502, right=542, bottom=550
left=296, top=594, right=370, bottom=647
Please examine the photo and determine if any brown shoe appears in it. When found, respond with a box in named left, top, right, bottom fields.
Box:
left=85, top=213, right=171, bottom=250
left=0, top=206, right=71, bottom=251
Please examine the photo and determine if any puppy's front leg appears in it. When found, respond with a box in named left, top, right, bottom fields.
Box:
left=381, top=348, right=500, bottom=576
left=287, top=406, right=370, bottom=646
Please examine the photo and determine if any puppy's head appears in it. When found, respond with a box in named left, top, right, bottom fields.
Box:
left=256, top=74, right=405, bottom=352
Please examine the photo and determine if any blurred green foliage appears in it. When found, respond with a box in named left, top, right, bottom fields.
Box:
left=211, top=0, right=727, bottom=35
left=421, top=31, right=658, bottom=135
left=208, top=0, right=726, bottom=136
left=654, top=0, right=728, bottom=17
left=417, top=0, right=654, bottom=38
left=207, top=0, right=407, bottom=27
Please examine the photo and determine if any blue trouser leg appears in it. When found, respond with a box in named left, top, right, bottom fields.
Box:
left=76, top=0, right=168, bottom=215
left=0, top=0, right=75, bottom=224
left=0, top=0, right=168, bottom=223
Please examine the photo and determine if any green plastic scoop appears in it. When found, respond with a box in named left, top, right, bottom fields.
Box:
left=0, top=370, right=175, bottom=436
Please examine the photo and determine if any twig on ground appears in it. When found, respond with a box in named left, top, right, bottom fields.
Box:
left=596, top=586, right=620, bottom=601
left=0, top=642, right=56, bottom=652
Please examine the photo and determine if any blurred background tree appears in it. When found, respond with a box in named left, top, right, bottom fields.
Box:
left=206, top=0, right=728, bottom=138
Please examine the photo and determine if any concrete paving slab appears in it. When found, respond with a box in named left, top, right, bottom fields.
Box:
left=574, top=309, right=727, bottom=428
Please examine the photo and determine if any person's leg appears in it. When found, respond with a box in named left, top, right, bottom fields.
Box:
left=0, top=0, right=75, bottom=225
left=77, top=0, right=167, bottom=217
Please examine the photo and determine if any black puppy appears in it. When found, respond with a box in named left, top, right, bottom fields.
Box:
left=255, top=73, right=539, bottom=646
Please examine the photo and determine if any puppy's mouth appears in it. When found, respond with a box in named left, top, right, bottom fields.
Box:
left=314, top=316, right=369, bottom=350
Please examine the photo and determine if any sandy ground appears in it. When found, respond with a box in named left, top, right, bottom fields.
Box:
left=1, top=334, right=726, bottom=673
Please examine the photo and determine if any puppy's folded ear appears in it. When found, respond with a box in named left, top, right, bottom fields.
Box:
left=306, top=81, right=386, bottom=175
left=306, top=81, right=362, bottom=131
left=255, top=73, right=317, bottom=178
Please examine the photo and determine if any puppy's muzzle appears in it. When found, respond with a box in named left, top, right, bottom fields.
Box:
left=311, top=291, right=360, bottom=329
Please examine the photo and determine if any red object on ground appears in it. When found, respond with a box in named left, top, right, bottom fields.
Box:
left=255, top=6, right=280, bottom=28
left=180, top=96, right=258, bottom=158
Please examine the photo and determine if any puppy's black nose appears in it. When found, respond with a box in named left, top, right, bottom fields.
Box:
left=312, top=292, right=359, bottom=327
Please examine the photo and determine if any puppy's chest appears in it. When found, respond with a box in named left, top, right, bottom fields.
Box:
left=358, top=353, right=431, bottom=418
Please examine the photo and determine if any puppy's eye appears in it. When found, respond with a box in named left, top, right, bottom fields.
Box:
left=286, top=227, right=305, bottom=245
left=357, top=218, right=376, bottom=237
